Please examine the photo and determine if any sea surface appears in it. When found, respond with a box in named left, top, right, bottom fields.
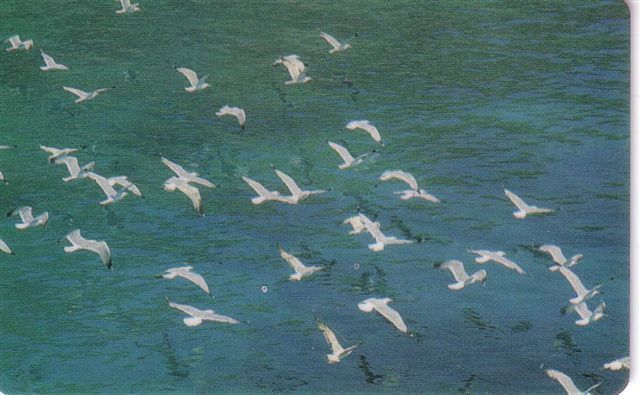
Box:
left=0, top=1, right=630, bottom=393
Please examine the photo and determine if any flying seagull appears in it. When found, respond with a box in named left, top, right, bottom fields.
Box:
left=163, top=176, right=205, bottom=215
left=379, top=170, right=439, bottom=202
left=40, top=145, right=78, bottom=163
left=0, top=239, right=13, bottom=255
left=54, top=156, right=95, bottom=182
left=278, top=246, right=323, bottom=281
left=358, top=297, right=407, bottom=333
left=168, top=300, right=238, bottom=326
left=116, top=0, right=141, bottom=14
left=176, top=67, right=210, bottom=92
left=545, top=369, right=600, bottom=395
left=557, top=266, right=602, bottom=305
left=328, top=141, right=366, bottom=169
left=346, top=120, right=383, bottom=145
left=242, top=176, right=293, bottom=205
left=87, top=171, right=128, bottom=205
left=274, top=169, right=326, bottom=203
left=603, top=356, right=630, bottom=371
left=316, top=319, right=357, bottom=363
left=539, top=244, right=583, bottom=272
left=159, top=265, right=210, bottom=294
left=215, top=106, right=246, bottom=129
left=359, top=213, right=413, bottom=252
left=434, top=259, right=487, bottom=290
left=108, top=176, right=142, bottom=196
left=63, top=86, right=109, bottom=103
left=5, top=35, right=33, bottom=51
left=273, top=54, right=311, bottom=84
left=320, top=32, right=351, bottom=53
left=8, top=207, right=48, bottom=229
left=161, top=157, right=215, bottom=188
left=468, top=249, right=526, bottom=275
left=504, top=189, right=553, bottom=219
left=563, top=300, right=606, bottom=326
left=40, top=50, right=68, bottom=71
left=64, top=229, right=112, bottom=269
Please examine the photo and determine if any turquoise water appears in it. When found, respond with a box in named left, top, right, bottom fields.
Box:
left=0, top=1, right=629, bottom=393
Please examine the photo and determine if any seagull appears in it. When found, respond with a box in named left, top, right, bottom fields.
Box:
left=5, top=35, right=33, bottom=51
left=320, top=32, right=351, bottom=53
left=358, top=297, right=407, bottom=333
left=161, top=157, right=215, bottom=188
left=468, top=249, right=526, bottom=275
left=603, top=356, right=630, bottom=371
left=359, top=213, right=413, bottom=252
left=557, top=266, right=602, bottom=305
left=563, top=300, right=606, bottom=326
left=87, top=171, right=128, bottom=205
left=168, top=300, right=239, bottom=326
left=546, top=369, right=600, bottom=395
left=116, top=0, right=141, bottom=14
left=274, top=169, right=326, bottom=203
left=242, top=176, right=293, bottom=205
left=278, top=246, right=323, bottom=281
left=159, top=266, right=210, bottom=294
left=108, top=176, right=142, bottom=196
left=346, top=120, right=383, bottom=145
left=434, top=260, right=487, bottom=290
left=176, top=67, right=210, bottom=92
left=379, top=170, right=440, bottom=202
left=54, top=156, right=95, bottom=182
left=328, top=141, right=366, bottom=169
left=8, top=207, right=48, bottom=229
left=273, top=54, right=312, bottom=84
left=40, top=50, right=68, bottom=71
left=63, top=86, right=109, bottom=103
left=64, top=229, right=112, bottom=269
left=539, top=244, right=583, bottom=272
left=215, top=106, right=246, bottom=129
left=40, top=145, right=78, bottom=163
left=504, top=189, right=553, bottom=219
left=0, top=239, right=13, bottom=254
left=316, top=319, right=357, bottom=363
left=163, top=176, right=204, bottom=214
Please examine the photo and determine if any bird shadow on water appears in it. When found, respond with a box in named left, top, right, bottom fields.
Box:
left=357, top=354, right=384, bottom=385
left=553, top=330, right=582, bottom=360
left=159, top=331, right=190, bottom=379
left=457, top=373, right=478, bottom=394
left=462, top=308, right=504, bottom=339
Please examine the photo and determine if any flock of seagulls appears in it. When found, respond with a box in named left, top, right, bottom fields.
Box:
left=1, top=7, right=627, bottom=393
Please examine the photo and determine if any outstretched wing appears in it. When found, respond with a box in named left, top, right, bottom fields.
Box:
left=545, top=369, right=581, bottom=395
left=374, top=302, right=408, bottom=333
left=275, top=170, right=304, bottom=196
left=176, top=67, right=199, bottom=86
left=435, top=260, right=470, bottom=282
left=317, top=320, right=343, bottom=353
left=161, top=157, right=189, bottom=178
left=539, top=244, right=567, bottom=264
left=55, top=156, right=81, bottom=175
left=557, top=266, right=589, bottom=296
left=242, top=176, right=273, bottom=196
left=328, top=141, right=356, bottom=163
left=180, top=269, right=210, bottom=294
left=168, top=301, right=202, bottom=317
left=504, top=189, right=529, bottom=211
left=87, top=172, right=118, bottom=195
left=279, top=247, right=306, bottom=272
left=320, top=32, right=342, bottom=50
left=40, top=50, right=56, bottom=66
left=63, top=86, right=88, bottom=98
left=379, top=170, right=418, bottom=191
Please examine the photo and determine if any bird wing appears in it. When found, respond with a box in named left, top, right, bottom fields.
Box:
left=205, top=311, right=239, bottom=324
left=242, top=176, right=273, bottom=197
left=320, top=32, right=342, bottom=50
left=275, top=170, right=304, bottom=196
left=176, top=67, right=199, bottom=86
left=437, top=260, right=470, bottom=282
left=572, top=302, right=592, bottom=320
left=279, top=247, right=306, bottom=273
left=180, top=270, right=210, bottom=294
left=0, top=239, right=12, bottom=254
left=66, top=229, right=84, bottom=244
left=88, top=240, right=111, bottom=267
left=87, top=172, right=118, bottom=196
left=6, top=35, right=20, bottom=46
left=233, top=108, right=246, bottom=125
left=175, top=181, right=202, bottom=211
left=328, top=141, right=356, bottom=163
left=55, top=156, right=81, bottom=175
left=40, top=50, right=56, bottom=66
left=362, top=123, right=381, bottom=143
left=494, top=256, right=526, bottom=274
left=546, top=369, right=581, bottom=394
left=539, top=244, right=567, bottom=264
left=283, top=59, right=304, bottom=81
left=317, top=320, right=344, bottom=353
left=39, top=145, right=56, bottom=154
left=169, top=301, right=202, bottom=317
left=161, top=157, right=189, bottom=178
left=557, top=267, right=589, bottom=296
left=504, top=189, right=529, bottom=211
left=63, top=86, right=89, bottom=98
left=373, top=301, right=407, bottom=333
left=380, top=170, right=418, bottom=190
left=15, top=206, right=35, bottom=223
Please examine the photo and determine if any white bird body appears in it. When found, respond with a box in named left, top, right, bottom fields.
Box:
left=564, top=301, right=606, bottom=326
left=215, top=106, right=246, bottom=129
left=279, top=247, right=323, bottom=281
left=163, top=176, right=204, bottom=214
left=116, top=0, right=141, bottom=13
left=379, top=170, right=440, bottom=202
left=40, top=145, right=78, bottom=163
left=54, top=156, right=95, bottom=182
left=168, top=301, right=238, bottom=326
left=346, top=120, right=383, bottom=144
left=273, top=55, right=312, bottom=84
left=40, top=50, right=68, bottom=71
left=0, top=239, right=13, bottom=254
left=557, top=266, right=602, bottom=305
left=5, top=35, right=33, bottom=51
left=320, top=32, right=351, bottom=53
left=108, top=176, right=142, bottom=196
left=161, top=266, right=210, bottom=294
left=9, top=206, right=48, bottom=229
left=358, top=297, right=407, bottom=333
left=63, top=86, right=108, bottom=103
left=161, top=157, right=215, bottom=188
left=504, top=189, right=553, bottom=219
left=274, top=170, right=326, bottom=203
left=87, top=171, right=128, bottom=205
left=539, top=244, right=583, bottom=272
left=468, top=249, right=526, bottom=275
left=176, top=67, right=210, bottom=92
left=546, top=369, right=601, bottom=395
left=316, top=320, right=357, bottom=363
left=603, top=356, right=630, bottom=371
left=64, top=229, right=112, bottom=269
left=328, top=141, right=366, bottom=169
left=358, top=213, right=413, bottom=252
left=242, top=176, right=294, bottom=205
left=435, top=259, right=487, bottom=290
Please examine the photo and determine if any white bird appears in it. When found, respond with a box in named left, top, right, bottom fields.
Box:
left=0, top=239, right=13, bottom=254
left=343, top=215, right=375, bottom=235
left=54, top=156, right=95, bottom=182
left=8, top=207, right=48, bottom=229
left=358, top=297, right=407, bottom=333
left=273, top=55, right=312, bottom=84
left=39, top=50, right=68, bottom=71
left=468, top=249, right=526, bottom=275
left=215, top=106, right=246, bottom=129
left=320, top=32, right=351, bottom=53
left=557, top=266, right=602, bottom=305
left=163, top=176, right=204, bottom=215
left=161, top=157, right=216, bottom=188
left=108, top=176, right=142, bottom=196
left=504, top=189, right=553, bottom=219
left=168, top=301, right=238, bottom=326
left=563, top=300, right=606, bottom=326
left=64, top=229, right=112, bottom=269
left=39, top=145, right=78, bottom=163
left=242, top=176, right=293, bottom=205
left=434, top=259, right=487, bottom=290
left=328, top=141, right=366, bottom=169
left=316, top=319, right=357, bottom=363
left=603, top=356, right=630, bottom=371
left=546, top=369, right=600, bottom=395
left=0, top=145, right=13, bottom=149
left=278, top=246, right=323, bottom=281
left=346, top=120, right=383, bottom=145
left=275, top=169, right=326, bottom=203
left=5, top=35, right=33, bottom=51
left=87, top=171, right=128, bottom=205
left=0, top=171, right=5, bottom=184
left=539, top=244, right=583, bottom=272
left=379, top=170, right=440, bottom=202
left=116, top=0, right=141, bottom=14
left=176, top=67, right=210, bottom=92
left=63, top=86, right=108, bottom=103
left=359, top=213, right=413, bottom=252
left=160, top=266, right=210, bottom=294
